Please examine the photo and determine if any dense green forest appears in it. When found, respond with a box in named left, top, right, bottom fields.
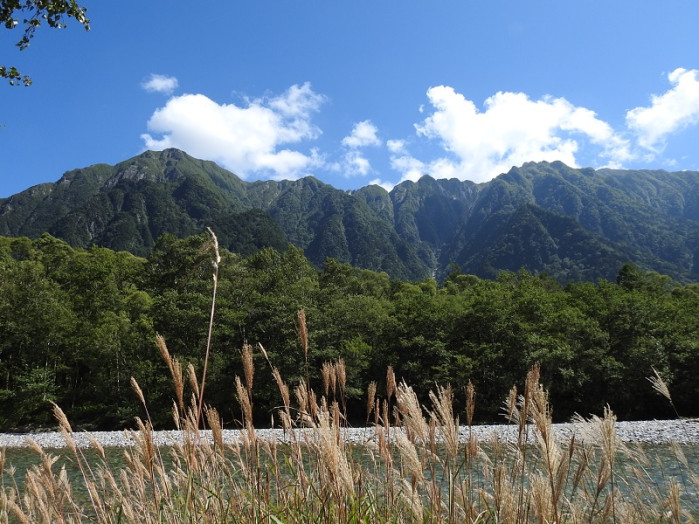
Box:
left=0, top=232, right=697, bottom=431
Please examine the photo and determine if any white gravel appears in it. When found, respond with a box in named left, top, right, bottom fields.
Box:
left=1, top=419, right=697, bottom=449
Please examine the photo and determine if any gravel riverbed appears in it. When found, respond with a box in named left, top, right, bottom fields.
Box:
left=1, top=419, right=697, bottom=449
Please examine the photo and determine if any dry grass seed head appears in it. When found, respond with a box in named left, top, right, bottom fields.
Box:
left=386, top=366, right=396, bottom=400
left=670, top=441, right=688, bottom=469
left=296, top=309, right=308, bottom=360
left=332, top=400, right=341, bottom=434
left=366, top=381, right=377, bottom=422
left=235, top=376, right=253, bottom=427
left=171, top=401, right=181, bottom=429
left=322, top=361, right=333, bottom=397
left=396, top=382, right=429, bottom=443
left=295, top=379, right=308, bottom=412
left=428, top=384, right=459, bottom=459
left=468, top=432, right=480, bottom=460
left=530, top=474, right=555, bottom=523
left=52, top=404, right=78, bottom=456
left=187, top=362, right=199, bottom=394
left=648, top=367, right=672, bottom=402
left=530, top=385, right=559, bottom=469
left=381, top=398, right=390, bottom=430
left=308, top=388, right=319, bottom=420
left=572, top=407, right=625, bottom=493
left=130, top=377, right=146, bottom=407
left=395, top=429, right=424, bottom=482
left=52, top=403, right=73, bottom=435
left=272, top=367, right=291, bottom=412
left=25, top=437, right=45, bottom=459
left=5, top=497, right=32, bottom=524
left=491, top=461, right=518, bottom=522
left=316, top=412, right=354, bottom=499
left=206, top=406, right=224, bottom=452
left=86, top=432, right=106, bottom=461
left=665, top=479, right=683, bottom=523
left=257, top=342, right=271, bottom=366
left=206, top=226, right=221, bottom=266
left=279, top=410, right=293, bottom=432
left=156, top=333, right=172, bottom=371
left=466, top=380, right=476, bottom=427
left=241, top=343, right=254, bottom=393
left=522, top=364, right=540, bottom=414
left=133, top=418, right=156, bottom=474
left=398, top=477, right=424, bottom=523
left=336, top=358, right=346, bottom=393
left=599, top=406, right=621, bottom=467
left=504, top=385, right=519, bottom=424
left=170, top=357, right=184, bottom=412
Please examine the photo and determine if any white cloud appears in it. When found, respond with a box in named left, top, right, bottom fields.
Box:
left=626, top=68, right=699, bottom=153
left=343, top=150, right=372, bottom=176
left=336, top=120, right=382, bottom=177
left=386, top=139, right=405, bottom=154
left=342, top=120, right=380, bottom=148
left=387, top=140, right=426, bottom=183
left=141, top=82, right=325, bottom=180
left=404, top=86, right=630, bottom=183
left=368, top=178, right=395, bottom=192
left=142, top=74, right=179, bottom=95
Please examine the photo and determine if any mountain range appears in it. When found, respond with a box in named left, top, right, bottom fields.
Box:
left=1, top=148, right=698, bottom=283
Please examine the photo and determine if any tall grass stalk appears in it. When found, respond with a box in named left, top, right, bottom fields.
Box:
left=195, top=227, right=221, bottom=430
left=3, top=358, right=697, bottom=523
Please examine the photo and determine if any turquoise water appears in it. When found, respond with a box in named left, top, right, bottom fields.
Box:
left=2, top=443, right=697, bottom=517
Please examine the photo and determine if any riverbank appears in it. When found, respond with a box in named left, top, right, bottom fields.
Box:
left=2, top=419, right=697, bottom=449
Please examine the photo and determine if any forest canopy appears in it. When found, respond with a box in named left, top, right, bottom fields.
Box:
left=0, top=232, right=696, bottom=431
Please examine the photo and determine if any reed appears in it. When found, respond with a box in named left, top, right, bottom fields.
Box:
left=2, top=351, right=697, bottom=523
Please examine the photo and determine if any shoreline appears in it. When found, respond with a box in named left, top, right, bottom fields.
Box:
left=1, top=419, right=698, bottom=449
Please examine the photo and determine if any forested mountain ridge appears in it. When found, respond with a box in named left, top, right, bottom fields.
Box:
left=0, top=149, right=427, bottom=279
left=1, top=149, right=698, bottom=282
left=432, top=162, right=699, bottom=282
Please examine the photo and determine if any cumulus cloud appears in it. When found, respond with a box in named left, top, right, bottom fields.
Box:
left=142, top=74, right=179, bottom=95
left=626, top=68, right=699, bottom=153
left=343, top=150, right=372, bottom=176
left=405, top=86, right=631, bottom=183
left=337, top=120, right=381, bottom=177
left=367, top=178, right=395, bottom=192
left=342, top=120, right=381, bottom=148
left=141, top=82, right=325, bottom=180
left=387, top=139, right=425, bottom=183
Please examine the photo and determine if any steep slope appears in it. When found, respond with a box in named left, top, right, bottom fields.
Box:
left=447, top=204, right=631, bottom=281
left=388, top=177, right=479, bottom=270
left=0, top=149, right=286, bottom=255
left=0, top=149, right=430, bottom=279
left=0, top=163, right=114, bottom=238
left=0, top=149, right=281, bottom=256
left=515, top=162, right=699, bottom=279
left=438, top=162, right=699, bottom=282
left=253, top=177, right=429, bottom=280
left=1, top=150, right=698, bottom=282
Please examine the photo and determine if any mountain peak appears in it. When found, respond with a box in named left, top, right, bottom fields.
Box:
left=0, top=153, right=697, bottom=282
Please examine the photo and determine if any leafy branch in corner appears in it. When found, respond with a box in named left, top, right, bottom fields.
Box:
left=1, top=0, right=90, bottom=86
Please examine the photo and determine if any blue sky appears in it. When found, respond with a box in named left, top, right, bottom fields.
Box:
left=2, top=1, right=699, bottom=197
